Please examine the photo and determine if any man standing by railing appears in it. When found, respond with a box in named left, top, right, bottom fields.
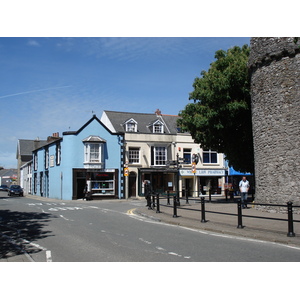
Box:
left=239, top=176, right=250, bottom=209
left=144, top=180, right=152, bottom=209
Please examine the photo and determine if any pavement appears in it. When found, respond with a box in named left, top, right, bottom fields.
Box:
left=1, top=194, right=300, bottom=262
left=133, top=196, right=300, bottom=248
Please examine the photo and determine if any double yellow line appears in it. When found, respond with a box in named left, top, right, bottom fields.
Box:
left=127, top=208, right=137, bottom=215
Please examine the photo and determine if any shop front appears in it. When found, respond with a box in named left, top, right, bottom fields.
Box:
left=138, top=168, right=178, bottom=196
left=179, top=169, right=226, bottom=197
left=72, top=168, right=119, bottom=200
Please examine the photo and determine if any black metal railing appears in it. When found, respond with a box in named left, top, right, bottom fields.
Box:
left=147, top=192, right=300, bottom=237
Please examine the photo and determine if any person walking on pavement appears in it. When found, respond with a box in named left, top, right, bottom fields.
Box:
left=144, top=180, right=152, bottom=209
left=239, top=176, right=250, bottom=208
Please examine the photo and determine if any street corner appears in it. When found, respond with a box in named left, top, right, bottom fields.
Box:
left=128, top=206, right=162, bottom=223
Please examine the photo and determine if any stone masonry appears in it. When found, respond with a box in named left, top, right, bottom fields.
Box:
left=249, top=37, right=300, bottom=207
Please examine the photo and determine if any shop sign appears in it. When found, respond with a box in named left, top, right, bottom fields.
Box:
left=179, top=169, right=225, bottom=176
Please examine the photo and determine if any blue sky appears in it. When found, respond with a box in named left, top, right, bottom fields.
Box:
left=0, top=37, right=250, bottom=168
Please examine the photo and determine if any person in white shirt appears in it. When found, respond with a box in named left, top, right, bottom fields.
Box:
left=239, top=176, right=250, bottom=208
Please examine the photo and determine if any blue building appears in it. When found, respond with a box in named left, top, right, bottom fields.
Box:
left=32, top=115, right=124, bottom=200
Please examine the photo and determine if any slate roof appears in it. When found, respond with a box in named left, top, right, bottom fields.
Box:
left=102, top=110, right=183, bottom=135
left=17, top=139, right=48, bottom=161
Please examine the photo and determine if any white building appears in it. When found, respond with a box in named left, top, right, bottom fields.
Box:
left=101, top=110, right=226, bottom=199
left=20, top=160, right=32, bottom=195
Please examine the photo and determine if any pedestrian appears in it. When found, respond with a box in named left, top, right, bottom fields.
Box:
left=144, top=180, right=152, bottom=209
left=239, top=176, right=250, bottom=208
left=83, top=184, right=88, bottom=201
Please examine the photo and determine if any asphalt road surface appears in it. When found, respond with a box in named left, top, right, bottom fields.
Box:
left=1, top=191, right=300, bottom=262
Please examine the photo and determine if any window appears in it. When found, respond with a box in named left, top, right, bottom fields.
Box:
left=154, top=123, right=163, bottom=133
left=125, top=118, right=137, bottom=132
left=83, top=136, right=106, bottom=167
left=151, top=146, right=167, bottom=165
left=45, top=148, right=49, bottom=170
left=85, top=143, right=101, bottom=163
left=33, top=152, right=38, bottom=171
left=56, top=142, right=61, bottom=165
left=129, top=147, right=140, bottom=164
left=203, top=150, right=218, bottom=164
left=183, top=148, right=192, bottom=164
left=33, top=173, right=37, bottom=194
left=152, top=120, right=164, bottom=133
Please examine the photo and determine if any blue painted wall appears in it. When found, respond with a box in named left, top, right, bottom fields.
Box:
left=32, top=116, right=123, bottom=200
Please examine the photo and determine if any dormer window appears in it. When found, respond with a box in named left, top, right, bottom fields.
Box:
left=152, top=120, right=164, bottom=133
left=124, top=118, right=137, bottom=132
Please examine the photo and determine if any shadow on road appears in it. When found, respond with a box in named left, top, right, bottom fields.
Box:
left=0, top=209, right=56, bottom=259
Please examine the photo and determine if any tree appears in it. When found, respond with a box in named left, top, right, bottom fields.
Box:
left=178, top=45, right=254, bottom=173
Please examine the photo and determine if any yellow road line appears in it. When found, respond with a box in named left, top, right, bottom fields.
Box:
left=127, top=208, right=137, bottom=215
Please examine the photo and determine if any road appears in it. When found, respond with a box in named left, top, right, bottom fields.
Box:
left=1, top=191, right=300, bottom=262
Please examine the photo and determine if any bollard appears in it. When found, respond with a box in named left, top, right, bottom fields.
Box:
left=156, top=193, right=160, bottom=213
left=147, top=195, right=152, bottom=209
left=173, top=195, right=178, bottom=218
left=176, top=191, right=180, bottom=206
left=186, top=189, right=189, bottom=204
left=209, top=189, right=212, bottom=202
left=201, top=197, right=207, bottom=223
left=287, top=201, right=295, bottom=237
left=167, top=190, right=170, bottom=205
left=237, top=199, right=244, bottom=228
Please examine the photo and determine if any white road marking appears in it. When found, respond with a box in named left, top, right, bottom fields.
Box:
left=139, top=238, right=191, bottom=259
left=46, top=250, right=52, bottom=262
left=22, top=238, right=47, bottom=251
left=156, top=246, right=166, bottom=251
left=60, top=215, right=69, bottom=221
left=139, top=238, right=152, bottom=244
left=168, top=252, right=181, bottom=257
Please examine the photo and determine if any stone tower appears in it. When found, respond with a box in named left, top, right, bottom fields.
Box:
left=249, top=37, right=300, bottom=206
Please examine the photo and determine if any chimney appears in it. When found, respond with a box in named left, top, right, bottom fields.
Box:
left=155, top=109, right=162, bottom=116
left=47, top=132, right=60, bottom=142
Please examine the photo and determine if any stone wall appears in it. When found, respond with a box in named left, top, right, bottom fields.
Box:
left=249, top=37, right=300, bottom=206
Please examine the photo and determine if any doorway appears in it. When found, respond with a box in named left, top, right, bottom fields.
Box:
left=129, top=172, right=137, bottom=197
left=77, top=178, right=86, bottom=199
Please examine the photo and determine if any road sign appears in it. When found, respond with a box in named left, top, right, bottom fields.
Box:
left=192, top=162, right=196, bottom=173
left=124, top=167, right=129, bottom=176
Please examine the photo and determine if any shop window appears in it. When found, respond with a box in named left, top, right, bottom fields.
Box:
left=151, top=146, right=167, bottom=166
left=203, top=150, right=218, bottom=164
left=90, top=172, right=115, bottom=196
left=129, top=147, right=140, bottom=164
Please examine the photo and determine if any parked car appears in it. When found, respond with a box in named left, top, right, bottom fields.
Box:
left=0, top=185, right=9, bottom=191
left=8, top=185, right=24, bottom=197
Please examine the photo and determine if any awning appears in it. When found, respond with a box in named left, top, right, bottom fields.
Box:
left=228, top=167, right=252, bottom=176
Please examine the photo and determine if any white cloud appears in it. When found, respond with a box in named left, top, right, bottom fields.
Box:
left=27, top=39, right=41, bottom=47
